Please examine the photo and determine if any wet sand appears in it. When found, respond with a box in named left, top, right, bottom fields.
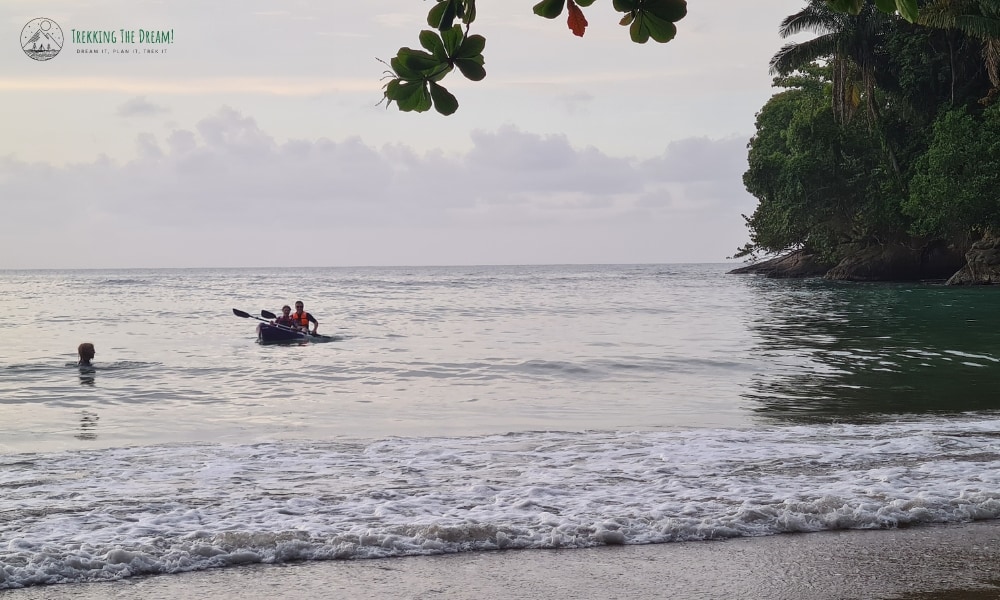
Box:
left=7, top=521, right=1000, bottom=600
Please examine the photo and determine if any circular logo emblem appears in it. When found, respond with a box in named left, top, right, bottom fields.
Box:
left=21, top=18, right=64, bottom=61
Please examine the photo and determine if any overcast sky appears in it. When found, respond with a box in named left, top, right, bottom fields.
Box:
left=1, top=0, right=807, bottom=269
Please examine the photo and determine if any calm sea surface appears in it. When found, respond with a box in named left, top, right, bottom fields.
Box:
left=2, top=263, right=1000, bottom=589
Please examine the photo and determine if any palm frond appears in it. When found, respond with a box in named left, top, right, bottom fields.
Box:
left=779, top=6, right=837, bottom=38
left=954, top=14, right=1000, bottom=38
left=770, top=35, right=839, bottom=74
left=918, top=1, right=963, bottom=29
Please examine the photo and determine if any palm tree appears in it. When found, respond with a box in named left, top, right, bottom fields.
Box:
left=769, top=0, right=895, bottom=125
left=919, top=0, right=1000, bottom=101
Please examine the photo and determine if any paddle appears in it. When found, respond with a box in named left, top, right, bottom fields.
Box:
left=261, top=310, right=324, bottom=338
left=232, top=308, right=303, bottom=335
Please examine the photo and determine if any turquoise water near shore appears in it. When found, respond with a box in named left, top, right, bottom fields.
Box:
left=2, top=264, right=1000, bottom=591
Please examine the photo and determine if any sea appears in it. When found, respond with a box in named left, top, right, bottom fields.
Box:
left=2, top=263, right=1000, bottom=591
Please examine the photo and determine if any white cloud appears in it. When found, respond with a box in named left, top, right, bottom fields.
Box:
left=0, top=106, right=758, bottom=268
left=642, top=136, right=750, bottom=184
left=116, top=96, right=170, bottom=117
left=0, top=0, right=811, bottom=267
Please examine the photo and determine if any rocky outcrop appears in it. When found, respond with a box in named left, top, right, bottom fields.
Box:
left=946, top=235, right=1000, bottom=285
left=729, top=241, right=967, bottom=281
left=824, top=241, right=966, bottom=282
left=727, top=249, right=833, bottom=278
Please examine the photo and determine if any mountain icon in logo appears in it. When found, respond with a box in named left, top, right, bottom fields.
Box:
left=21, top=18, right=64, bottom=61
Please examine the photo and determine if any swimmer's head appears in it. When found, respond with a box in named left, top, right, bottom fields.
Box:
left=78, top=343, right=95, bottom=364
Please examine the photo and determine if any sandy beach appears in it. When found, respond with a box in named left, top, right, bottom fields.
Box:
left=6, top=521, right=1000, bottom=600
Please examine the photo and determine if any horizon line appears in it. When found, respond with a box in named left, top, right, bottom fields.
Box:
left=0, top=260, right=738, bottom=271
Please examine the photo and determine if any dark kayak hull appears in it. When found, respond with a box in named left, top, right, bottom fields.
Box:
left=257, top=323, right=310, bottom=344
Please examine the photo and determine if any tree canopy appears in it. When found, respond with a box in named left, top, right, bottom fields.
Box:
left=737, top=0, right=1000, bottom=262
left=379, top=0, right=920, bottom=114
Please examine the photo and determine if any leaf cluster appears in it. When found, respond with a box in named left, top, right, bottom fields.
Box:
left=381, top=26, right=485, bottom=115
left=380, top=0, right=921, bottom=115
left=381, top=0, right=691, bottom=114
left=533, top=0, right=687, bottom=43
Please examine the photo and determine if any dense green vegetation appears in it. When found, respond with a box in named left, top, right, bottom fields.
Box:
left=737, top=0, right=1000, bottom=262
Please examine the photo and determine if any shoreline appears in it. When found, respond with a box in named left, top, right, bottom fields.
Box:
left=6, top=521, right=1000, bottom=599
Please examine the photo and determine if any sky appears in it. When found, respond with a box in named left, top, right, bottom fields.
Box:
left=0, top=0, right=808, bottom=269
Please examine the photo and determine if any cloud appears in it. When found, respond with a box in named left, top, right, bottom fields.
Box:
left=558, top=91, right=595, bottom=115
left=116, top=96, right=169, bottom=118
left=0, top=107, right=758, bottom=268
left=462, top=126, right=638, bottom=197
left=641, top=136, right=750, bottom=184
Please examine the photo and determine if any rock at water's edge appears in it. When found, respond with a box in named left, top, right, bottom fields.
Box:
left=824, top=241, right=965, bottom=282
left=946, top=235, right=1000, bottom=285
left=728, top=241, right=967, bottom=282
left=727, top=250, right=832, bottom=278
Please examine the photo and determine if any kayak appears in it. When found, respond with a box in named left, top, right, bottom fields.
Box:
left=233, top=308, right=337, bottom=344
left=257, top=323, right=311, bottom=344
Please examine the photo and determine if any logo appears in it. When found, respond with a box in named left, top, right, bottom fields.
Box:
left=21, top=18, right=64, bottom=61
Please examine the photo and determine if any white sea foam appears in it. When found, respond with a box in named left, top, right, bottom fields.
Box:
left=3, top=416, right=1000, bottom=588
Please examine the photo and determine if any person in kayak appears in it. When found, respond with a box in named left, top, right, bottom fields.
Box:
left=291, top=301, right=319, bottom=335
left=78, top=342, right=95, bottom=366
left=272, top=305, right=296, bottom=327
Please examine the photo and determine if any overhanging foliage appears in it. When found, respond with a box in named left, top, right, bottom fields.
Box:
left=380, top=0, right=916, bottom=114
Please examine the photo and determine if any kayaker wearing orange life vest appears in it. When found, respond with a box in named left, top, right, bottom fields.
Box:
left=291, top=301, right=319, bottom=335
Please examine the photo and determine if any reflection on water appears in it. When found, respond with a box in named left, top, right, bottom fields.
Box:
left=78, top=365, right=95, bottom=386
left=76, top=410, right=99, bottom=441
left=744, top=278, right=1000, bottom=423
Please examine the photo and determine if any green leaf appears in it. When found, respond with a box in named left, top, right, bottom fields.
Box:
left=455, top=56, right=486, bottom=81
left=894, top=0, right=918, bottom=23
left=419, top=30, right=446, bottom=59
left=613, top=0, right=639, bottom=11
left=390, top=55, right=421, bottom=80
left=454, top=34, right=486, bottom=59
left=427, top=1, right=445, bottom=28
left=429, top=64, right=454, bottom=83
left=630, top=11, right=677, bottom=43
left=464, top=0, right=477, bottom=24
left=645, top=0, right=686, bottom=22
left=385, top=79, right=432, bottom=112
left=441, top=25, right=464, bottom=56
left=533, top=0, right=566, bottom=19
left=629, top=16, right=649, bottom=43
left=396, top=48, right=443, bottom=74
left=429, top=81, right=459, bottom=115
left=873, top=0, right=896, bottom=13
left=870, top=0, right=917, bottom=21
left=428, top=0, right=458, bottom=30
left=576, top=0, right=597, bottom=5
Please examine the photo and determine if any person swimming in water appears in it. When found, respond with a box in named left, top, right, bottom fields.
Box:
left=78, top=343, right=95, bottom=366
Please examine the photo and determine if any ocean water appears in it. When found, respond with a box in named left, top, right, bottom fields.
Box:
left=2, top=263, right=1000, bottom=590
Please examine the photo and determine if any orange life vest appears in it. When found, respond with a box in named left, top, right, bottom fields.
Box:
left=293, top=311, right=310, bottom=327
